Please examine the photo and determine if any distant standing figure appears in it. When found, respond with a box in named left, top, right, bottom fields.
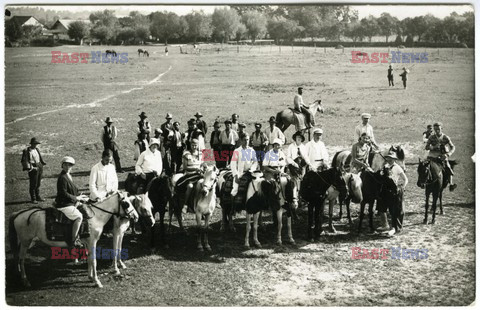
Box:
left=387, top=65, right=394, bottom=87
left=21, top=137, right=47, bottom=204
left=194, top=112, right=207, bottom=136
left=399, top=67, right=408, bottom=89
left=102, top=117, right=124, bottom=173
left=265, top=116, right=286, bottom=151
left=231, top=114, right=240, bottom=132
left=423, top=125, right=433, bottom=143
left=165, top=46, right=169, bottom=56
left=171, top=121, right=185, bottom=173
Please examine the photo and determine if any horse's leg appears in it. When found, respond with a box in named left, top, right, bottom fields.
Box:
left=315, top=200, right=323, bottom=238
left=112, top=230, right=121, bottom=275
left=118, top=230, right=127, bottom=269
left=228, top=202, right=236, bottom=232
left=244, top=213, right=252, bottom=247
left=328, top=199, right=336, bottom=233
left=287, top=214, right=295, bottom=244
left=368, top=201, right=375, bottom=232
left=18, top=241, right=31, bottom=287
left=195, top=212, right=203, bottom=251
left=160, top=210, right=168, bottom=249
left=358, top=201, right=366, bottom=233
left=220, top=203, right=226, bottom=232
left=88, top=239, right=103, bottom=288
left=253, top=212, right=261, bottom=247
left=307, top=203, right=314, bottom=242
left=439, top=190, right=444, bottom=215
left=204, top=214, right=212, bottom=251
left=423, top=190, right=430, bottom=224
left=275, top=209, right=283, bottom=245
left=346, top=198, right=353, bottom=225
left=338, top=198, right=343, bottom=220
left=431, top=191, right=439, bottom=225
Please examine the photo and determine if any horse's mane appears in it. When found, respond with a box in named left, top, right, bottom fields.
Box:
left=331, top=151, right=341, bottom=169
left=395, top=145, right=405, bottom=161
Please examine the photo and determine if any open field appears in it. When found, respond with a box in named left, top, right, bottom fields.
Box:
left=4, top=45, right=475, bottom=306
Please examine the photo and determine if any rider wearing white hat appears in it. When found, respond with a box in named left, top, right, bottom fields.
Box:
left=135, top=138, right=163, bottom=193
left=305, top=128, right=329, bottom=172
left=55, top=156, right=89, bottom=248
left=354, top=113, right=378, bottom=149
left=262, top=138, right=287, bottom=180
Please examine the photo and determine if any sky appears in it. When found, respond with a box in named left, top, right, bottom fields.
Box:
left=7, top=4, right=474, bottom=19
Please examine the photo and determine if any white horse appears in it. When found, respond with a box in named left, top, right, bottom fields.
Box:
left=193, top=165, right=219, bottom=251
left=9, top=192, right=138, bottom=288
left=112, top=193, right=155, bottom=275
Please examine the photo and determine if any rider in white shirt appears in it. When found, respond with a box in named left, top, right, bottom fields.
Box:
left=89, top=150, right=118, bottom=201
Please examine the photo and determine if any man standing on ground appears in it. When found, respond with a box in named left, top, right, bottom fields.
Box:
left=21, top=137, right=47, bottom=204
left=387, top=65, right=394, bottom=87
left=101, top=117, right=124, bottom=173
left=265, top=116, right=286, bottom=151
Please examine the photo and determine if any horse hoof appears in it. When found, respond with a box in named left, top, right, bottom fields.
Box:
left=244, top=244, right=250, bottom=249
left=197, top=245, right=204, bottom=252
left=423, top=219, right=428, bottom=224
left=22, top=279, right=31, bottom=287
left=308, top=238, right=314, bottom=243
left=275, top=240, right=282, bottom=246
left=96, top=282, right=104, bottom=288
left=114, top=270, right=121, bottom=276
left=204, top=245, right=212, bottom=252
left=287, top=238, right=296, bottom=245
left=254, top=242, right=262, bottom=248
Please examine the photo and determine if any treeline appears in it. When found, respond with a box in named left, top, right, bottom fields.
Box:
left=5, top=5, right=475, bottom=47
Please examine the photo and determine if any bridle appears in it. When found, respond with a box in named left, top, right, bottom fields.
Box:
left=90, top=196, right=137, bottom=220
left=419, top=161, right=439, bottom=186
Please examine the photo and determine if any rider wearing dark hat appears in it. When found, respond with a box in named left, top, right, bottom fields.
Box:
left=138, top=112, right=152, bottom=141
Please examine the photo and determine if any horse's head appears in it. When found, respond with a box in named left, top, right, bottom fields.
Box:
left=381, top=165, right=398, bottom=196
left=130, top=194, right=155, bottom=227
left=416, top=158, right=431, bottom=188
left=117, top=192, right=139, bottom=222
left=346, top=172, right=363, bottom=203
left=200, top=165, right=218, bottom=196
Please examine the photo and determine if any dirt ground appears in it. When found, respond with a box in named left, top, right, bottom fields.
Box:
left=4, top=45, right=475, bottom=306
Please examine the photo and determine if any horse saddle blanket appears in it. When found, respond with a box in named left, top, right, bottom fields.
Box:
left=289, top=108, right=307, bottom=132
left=221, top=171, right=234, bottom=199
left=45, top=207, right=91, bottom=242
left=232, top=173, right=253, bottom=209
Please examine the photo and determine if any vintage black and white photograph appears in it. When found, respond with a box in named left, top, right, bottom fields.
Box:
left=3, top=1, right=475, bottom=306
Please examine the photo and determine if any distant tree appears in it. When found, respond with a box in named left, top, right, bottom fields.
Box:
left=230, top=5, right=274, bottom=17
left=267, top=17, right=303, bottom=44
left=344, top=21, right=365, bottom=43
left=235, top=23, right=247, bottom=43
left=424, top=17, right=447, bottom=43
left=359, top=15, right=379, bottom=42
left=22, top=25, right=42, bottom=39
left=117, top=27, right=136, bottom=44
left=90, top=25, right=114, bottom=44
left=185, top=11, right=212, bottom=43
left=394, top=35, right=403, bottom=45
left=241, top=11, right=267, bottom=43
left=405, top=35, right=414, bottom=47
left=443, top=13, right=462, bottom=43
left=67, top=21, right=89, bottom=44
left=211, top=8, right=241, bottom=43
left=89, top=10, right=119, bottom=44
left=149, top=11, right=184, bottom=44
left=288, top=7, right=323, bottom=41
left=5, top=20, right=23, bottom=41
left=376, top=13, right=399, bottom=43
left=458, top=11, right=474, bottom=47
left=135, top=25, right=150, bottom=43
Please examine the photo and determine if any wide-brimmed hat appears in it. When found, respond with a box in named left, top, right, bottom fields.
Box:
left=224, top=120, right=232, bottom=125
left=232, top=113, right=239, bottom=118
left=105, top=117, right=113, bottom=124
left=273, top=138, right=283, bottom=146
left=149, top=138, right=160, bottom=147
left=361, top=113, right=371, bottom=119
left=254, top=123, right=262, bottom=129
left=298, top=87, right=303, bottom=91
left=238, top=122, right=246, bottom=128
left=30, top=137, right=41, bottom=145
left=433, top=122, right=443, bottom=127
left=194, top=112, right=203, bottom=118
left=139, top=112, right=147, bottom=118
left=165, top=113, right=173, bottom=119
left=292, top=131, right=305, bottom=142
left=62, top=156, right=75, bottom=165
left=385, top=151, right=398, bottom=159
left=154, top=128, right=162, bottom=134
left=251, top=170, right=263, bottom=179
left=312, top=128, right=323, bottom=135
left=268, top=116, right=276, bottom=123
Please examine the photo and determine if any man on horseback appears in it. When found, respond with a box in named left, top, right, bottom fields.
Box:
left=89, top=150, right=118, bottom=202
left=305, top=128, right=329, bottom=172
left=354, top=113, right=378, bottom=149
left=135, top=138, right=163, bottom=193
left=219, top=120, right=239, bottom=167
left=262, top=138, right=287, bottom=181
left=176, top=139, right=206, bottom=214
left=55, top=156, right=90, bottom=248
left=294, top=87, right=315, bottom=128
left=230, top=133, right=258, bottom=202
left=350, top=133, right=374, bottom=173
left=250, top=123, right=268, bottom=166
left=425, top=122, right=457, bottom=191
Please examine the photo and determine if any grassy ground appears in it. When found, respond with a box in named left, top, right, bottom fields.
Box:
left=4, top=45, right=475, bottom=306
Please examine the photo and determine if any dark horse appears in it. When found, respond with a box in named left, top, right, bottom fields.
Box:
left=125, top=174, right=172, bottom=249
left=417, top=158, right=457, bottom=224
left=106, top=50, right=117, bottom=57
left=138, top=49, right=149, bottom=57
left=300, top=168, right=347, bottom=241
left=358, top=166, right=399, bottom=233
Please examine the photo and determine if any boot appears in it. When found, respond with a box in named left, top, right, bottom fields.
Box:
left=377, top=212, right=390, bottom=231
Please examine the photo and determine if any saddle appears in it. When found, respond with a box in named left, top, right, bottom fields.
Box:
left=232, top=172, right=253, bottom=211
left=125, top=172, right=157, bottom=194
left=45, top=205, right=92, bottom=242
left=289, top=108, right=307, bottom=132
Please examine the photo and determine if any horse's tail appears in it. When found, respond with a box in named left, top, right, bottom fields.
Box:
left=9, top=214, right=19, bottom=260
left=275, top=111, right=284, bottom=130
